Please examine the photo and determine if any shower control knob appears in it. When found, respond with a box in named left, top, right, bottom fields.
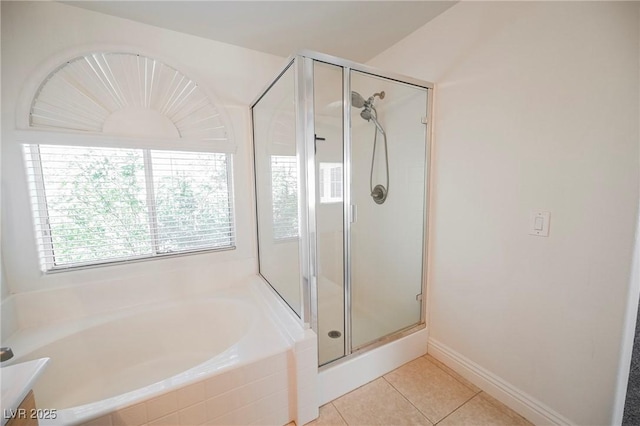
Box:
left=0, top=347, right=14, bottom=362
left=371, top=185, right=387, bottom=205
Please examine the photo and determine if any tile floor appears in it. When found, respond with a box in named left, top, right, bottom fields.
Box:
left=300, top=354, right=532, bottom=426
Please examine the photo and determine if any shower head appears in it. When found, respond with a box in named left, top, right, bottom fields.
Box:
left=352, top=91, right=385, bottom=109
left=351, top=91, right=366, bottom=109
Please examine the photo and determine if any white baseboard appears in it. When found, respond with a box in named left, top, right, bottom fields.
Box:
left=428, top=338, right=573, bottom=426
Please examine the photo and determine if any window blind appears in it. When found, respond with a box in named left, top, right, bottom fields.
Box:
left=270, top=155, right=299, bottom=240
left=24, top=144, right=234, bottom=271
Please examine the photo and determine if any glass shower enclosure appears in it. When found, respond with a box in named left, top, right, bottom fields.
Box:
left=251, top=51, right=432, bottom=366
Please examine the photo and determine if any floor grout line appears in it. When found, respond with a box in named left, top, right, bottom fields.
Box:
left=381, top=375, right=435, bottom=425
left=422, top=354, right=481, bottom=394
left=433, top=392, right=480, bottom=425
left=419, top=354, right=483, bottom=423
left=329, top=401, right=350, bottom=426
left=318, top=355, right=524, bottom=426
left=386, top=356, right=486, bottom=425
left=473, top=391, right=533, bottom=425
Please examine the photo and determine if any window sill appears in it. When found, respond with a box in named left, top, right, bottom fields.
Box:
left=42, top=245, right=237, bottom=274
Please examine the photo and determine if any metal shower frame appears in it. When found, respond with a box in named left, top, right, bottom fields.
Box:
left=250, top=49, right=434, bottom=364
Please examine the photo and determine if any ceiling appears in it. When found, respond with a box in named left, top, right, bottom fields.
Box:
left=63, top=1, right=456, bottom=63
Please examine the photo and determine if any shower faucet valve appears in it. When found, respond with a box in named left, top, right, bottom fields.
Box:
left=1, top=347, right=14, bottom=362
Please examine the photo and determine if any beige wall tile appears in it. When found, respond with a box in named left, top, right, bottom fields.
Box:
left=80, top=414, right=113, bottom=426
left=178, top=382, right=206, bottom=410
left=384, top=357, right=476, bottom=423
left=112, top=403, right=147, bottom=426
left=179, top=401, right=206, bottom=425
left=204, top=369, right=241, bottom=399
left=147, top=392, right=178, bottom=422
left=205, top=406, right=244, bottom=425
left=332, top=378, right=431, bottom=425
left=148, top=413, right=179, bottom=426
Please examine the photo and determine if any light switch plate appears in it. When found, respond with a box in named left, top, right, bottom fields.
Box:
left=529, top=211, right=550, bottom=237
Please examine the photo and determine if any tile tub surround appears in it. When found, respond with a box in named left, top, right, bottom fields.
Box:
left=5, top=276, right=318, bottom=426
left=80, top=346, right=319, bottom=426
left=80, top=352, right=292, bottom=426
left=305, top=354, right=531, bottom=426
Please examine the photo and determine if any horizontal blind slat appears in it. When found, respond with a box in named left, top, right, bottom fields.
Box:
left=24, top=143, right=235, bottom=271
left=270, top=155, right=299, bottom=240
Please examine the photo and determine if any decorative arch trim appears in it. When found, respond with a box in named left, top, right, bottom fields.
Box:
left=29, top=52, right=226, bottom=142
left=16, top=44, right=236, bottom=148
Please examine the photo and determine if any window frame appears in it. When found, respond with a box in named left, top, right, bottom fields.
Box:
left=20, top=130, right=237, bottom=273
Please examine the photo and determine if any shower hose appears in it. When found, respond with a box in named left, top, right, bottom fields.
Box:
left=369, top=108, right=389, bottom=202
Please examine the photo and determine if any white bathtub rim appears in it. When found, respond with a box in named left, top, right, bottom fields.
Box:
left=5, top=276, right=308, bottom=361
left=3, top=296, right=254, bottom=369
left=250, top=275, right=308, bottom=343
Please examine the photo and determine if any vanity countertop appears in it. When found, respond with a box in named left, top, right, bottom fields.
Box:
left=0, top=358, right=49, bottom=425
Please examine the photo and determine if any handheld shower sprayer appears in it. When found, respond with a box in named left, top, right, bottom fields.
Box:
left=350, top=90, right=389, bottom=204
left=361, top=108, right=384, bottom=134
left=351, top=91, right=386, bottom=131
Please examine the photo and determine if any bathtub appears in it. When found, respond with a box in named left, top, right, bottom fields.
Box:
left=3, top=277, right=318, bottom=426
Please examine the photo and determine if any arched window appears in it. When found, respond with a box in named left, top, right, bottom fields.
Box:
left=20, top=52, right=236, bottom=272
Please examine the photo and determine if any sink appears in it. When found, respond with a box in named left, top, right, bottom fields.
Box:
left=0, top=358, right=49, bottom=425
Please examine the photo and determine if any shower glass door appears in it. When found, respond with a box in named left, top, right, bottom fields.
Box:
left=313, top=61, right=345, bottom=365
left=252, top=52, right=432, bottom=366
left=349, top=70, right=428, bottom=349
left=252, top=64, right=302, bottom=317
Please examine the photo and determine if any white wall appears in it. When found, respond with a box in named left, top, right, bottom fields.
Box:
left=369, top=2, right=639, bottom=424
left=0, top=2, right=4, bottom=302
left=1, top=2, right=284, bottom=331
